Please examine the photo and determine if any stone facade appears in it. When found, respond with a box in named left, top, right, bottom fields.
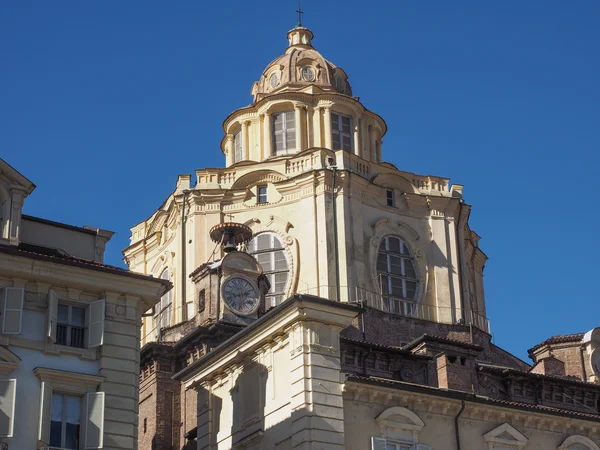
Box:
left=0, top=158, right=170, bottom=449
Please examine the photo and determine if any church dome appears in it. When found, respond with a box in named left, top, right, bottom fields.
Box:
left=251, top=26, right=352, bottom=102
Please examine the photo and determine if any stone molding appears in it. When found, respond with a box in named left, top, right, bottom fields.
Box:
left=34, top=367, right=104, bottom=395
left=558, top=435, right=600, bottom=450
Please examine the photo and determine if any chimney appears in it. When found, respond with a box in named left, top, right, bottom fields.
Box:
left=436, top=354, right=473, bottom=392
left=530, top=356, right=566, bottom=377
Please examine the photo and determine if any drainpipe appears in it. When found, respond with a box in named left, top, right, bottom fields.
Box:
left=330, top=161, right=341, bottom=302
left=455, top=400, right=465, bottom=450
left=456, top=199, right=466, bottom=324
left=181, top=189, right=190, bottom=321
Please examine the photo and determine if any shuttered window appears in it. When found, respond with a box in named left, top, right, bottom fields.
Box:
left=331, top=112, right=353, bottom=152
left=38, top=384, right=105, bottom=449
left=0, top=379, right=16, bottom=437
left=57, top=304, right=86, bottom=348
left=50, top=393, right=81, bottom=449
left=234, top=131, right=243, bottom=163
left=1, top=287, right=24, bottom=334
left=155, top=269, right=172, bottom=329
left=272, top=111, right=296, bottom=155
left=247, top=233, right=289, bottom=307
left=376, top=236, right=419, bottom=315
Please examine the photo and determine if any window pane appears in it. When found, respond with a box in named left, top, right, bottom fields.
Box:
left=331, top=113, right=339, bottom=130
left=50, top=421, right=62, bottom=447
left=404, top=259, right=416, bottom=279
left=256, top=234, right=271, bottom=251
left=388, top=237, right=401, bottom=254
left=390, top=277, right=404, bottom=296
left=332, top=133, right=341, bottom=149
left=65, top=395, right=81, bottom=424
left=71, top=327, right=85, bottom=348
left=405, top=281, right=417, bottom=299
left=65, top=423, right=80, bottom=449
left=285, top=111, right=295, bottom=129
left=389, top=256, right=403, bottom=275
left=71, top=307, right=85, bottom=327
left=57, top=324, right=68, bottom=345
left=342, top=135, right=352, bottom=152
left=58, top=304, right=69, bottom=323
left=273, top=113, right=284, bottom=130
left=286, top=132, right=296, bottom=151
left=341, top=116, right=351, bottom=133
left=51, top=394, right=63, bottom=421
left=256, top=253, right=273, bottom=272
left=273, top=250, right=288, bottom=271
left=380, top=275, right=389, bottom=294
left=273, top=272, right=287, bottom=293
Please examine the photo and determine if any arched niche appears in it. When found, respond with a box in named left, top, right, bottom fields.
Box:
left=558, top=435, right=600, bottom=450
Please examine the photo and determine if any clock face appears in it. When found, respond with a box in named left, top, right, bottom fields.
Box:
left=222, top=277, right=259, bottom=316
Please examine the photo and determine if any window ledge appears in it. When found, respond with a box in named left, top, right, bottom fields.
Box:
left=44, top=341, right=97, bottom=361
left=34, top=367, right=104, bottom=395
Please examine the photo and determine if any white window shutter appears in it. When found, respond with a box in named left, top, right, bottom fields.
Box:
left=85, top=391, right=105, bottom=449
left=47, top=289, right=58, bottom=342
left=371, top=437, right=387, bottom=450
left=2, top=287, right=24, bottom=334
left=38, top=381, right=52, bottom=443
left=0, top=379, right=16, bottom=437
left=88, top=299, right=105, bottom=348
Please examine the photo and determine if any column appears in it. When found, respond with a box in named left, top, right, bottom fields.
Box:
left=263, top=113, right=272, bottom=157
left=323, top=106, right=332, bottom=149
left=294, top=104, right=304, bottom=152
left=242, top=121, right=249, bottom=160
left=259, top=114, right=264, bottom=160
left=225, top=134, right=234, bottom=167
left=353, top=118, right=361, bottom=157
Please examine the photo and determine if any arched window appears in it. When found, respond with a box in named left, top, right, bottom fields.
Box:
left=376, top=236, right=418, bottom=315
left=247, top=233, right=289, bottom=308
left=157, top=269, right=172, bottom=328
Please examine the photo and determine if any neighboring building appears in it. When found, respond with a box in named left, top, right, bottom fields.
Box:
left=124, top=22, right=600, bottom=450
left=0, top=158, right=171, bottom=449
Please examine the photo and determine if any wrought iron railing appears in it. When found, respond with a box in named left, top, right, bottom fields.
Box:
left=295, top=284, right=491, bottom=334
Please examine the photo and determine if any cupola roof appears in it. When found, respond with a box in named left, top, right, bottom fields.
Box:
left=251, top=26, right=352, bottom=102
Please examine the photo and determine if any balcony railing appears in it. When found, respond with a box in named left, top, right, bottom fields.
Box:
left=295, top=284, right=491, bottom=334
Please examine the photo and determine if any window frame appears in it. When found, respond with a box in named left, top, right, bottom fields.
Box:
left=386, top=189, right=395, bottom=207
left=272, top=110, right=296, bottom=155
left=376, top=236, right=419, bottom=314
left=155, top=269, right=172, bottom=330
left=49, top=392, right=83, bottom=449
left=331, top=112, right=353, bottom=153
left=257, top=185, right=268, bottom=204
left=234, top=130, right=243, bottom=163
left=56, top=303, right=87, bottom=349
left=247, top=232, right=290, bottom=308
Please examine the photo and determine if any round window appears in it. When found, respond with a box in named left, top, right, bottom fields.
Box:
left=301, top=66, right=315, bottom=82
left=269, top=73, right=280, bottom=89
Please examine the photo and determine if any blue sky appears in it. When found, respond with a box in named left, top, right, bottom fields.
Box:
left=2, top=1, right=599, bottom=361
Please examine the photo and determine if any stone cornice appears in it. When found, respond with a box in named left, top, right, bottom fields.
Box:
left=175, top=295, right=360, bottom=384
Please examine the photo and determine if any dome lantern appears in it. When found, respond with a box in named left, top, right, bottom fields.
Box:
left=250, top=25, right=352, bottom=102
